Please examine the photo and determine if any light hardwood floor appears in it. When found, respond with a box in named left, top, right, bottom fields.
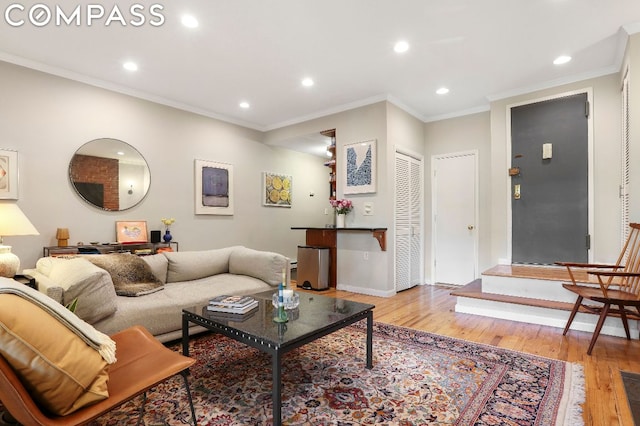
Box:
left=300, top=284, right=640, bottom=426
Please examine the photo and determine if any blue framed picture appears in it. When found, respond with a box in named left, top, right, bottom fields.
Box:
left=195, top=159, right=234, bottom=215
left=343, top=139, right=376, bottom=194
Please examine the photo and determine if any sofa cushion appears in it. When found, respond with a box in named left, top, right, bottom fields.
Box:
left=47, top=257, right=118, bottom=324
left=92, top=273, right=273, bottom=338
left=141, top=253, right=169, bottom=284
left=35, top=256, right=58, bottom=277
left=87, top=254, right=164, bottom=297
left=0, top=294, right=109, bottom=416
left=164, top=247, right=238, bottom=283
left=228, top=246, right=288, bottom=286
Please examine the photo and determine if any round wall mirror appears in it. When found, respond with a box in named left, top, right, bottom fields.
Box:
left=69, top=138, right=151, bottom=211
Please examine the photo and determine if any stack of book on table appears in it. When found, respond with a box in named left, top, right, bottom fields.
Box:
left=207, top=295, right=258, bottom=314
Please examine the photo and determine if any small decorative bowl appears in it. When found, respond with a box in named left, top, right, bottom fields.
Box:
left=272, top=291, right=300, bottom=310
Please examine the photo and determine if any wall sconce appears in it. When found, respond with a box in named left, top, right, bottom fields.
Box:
left=56, top=228, right=70, bottom=247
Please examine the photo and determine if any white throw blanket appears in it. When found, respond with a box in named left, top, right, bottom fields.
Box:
left=0, top=278, right=116, bottom=364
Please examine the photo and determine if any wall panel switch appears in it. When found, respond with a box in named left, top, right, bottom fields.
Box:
left=363, top=202, right=373, bottom=216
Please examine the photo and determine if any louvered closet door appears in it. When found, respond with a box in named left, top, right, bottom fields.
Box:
left=395, top=152, right=423, bottom=291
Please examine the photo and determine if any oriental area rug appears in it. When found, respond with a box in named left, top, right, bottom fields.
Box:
left=53, top=323, right=589, bottom=425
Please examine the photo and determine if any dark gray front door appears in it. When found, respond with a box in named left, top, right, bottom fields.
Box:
left=511, top=93, right=589, bottom=264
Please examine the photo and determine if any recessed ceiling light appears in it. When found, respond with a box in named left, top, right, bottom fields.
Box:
left=123, top=62, right=138, bottom=72
left=553, top=55, right=572, bottom=65
left=239, top=101, right=250, bottom=109
left=302, top=77, right=314, bottom=87
left=116, top=151, right=125, bottom=156
left=436, top=87, right=450, bottom=95
left=394, top=40, right=410, bottom=53
left=181, top=14, right=198, bottom=28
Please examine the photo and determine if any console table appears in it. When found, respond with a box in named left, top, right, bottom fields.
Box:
left=43, top=241, right=179, bottom=257
left=291, top=227, right=387, bottom=288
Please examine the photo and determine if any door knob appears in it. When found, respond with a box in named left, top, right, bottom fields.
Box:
left=467, top=225, right=474, bottom=230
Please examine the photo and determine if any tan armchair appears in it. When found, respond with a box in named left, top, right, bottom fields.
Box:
left=0, top=325, right=196, bottom=425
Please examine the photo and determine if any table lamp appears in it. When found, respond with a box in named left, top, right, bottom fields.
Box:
left=0, top=203, right=39, bottom=278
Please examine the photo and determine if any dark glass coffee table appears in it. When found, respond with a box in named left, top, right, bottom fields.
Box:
left=182, top=290, right=375, bottom=426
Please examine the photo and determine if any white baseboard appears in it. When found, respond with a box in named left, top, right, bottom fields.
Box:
left=455, top=297, right=638, bottom=339
left=337, top=283, right=396, bottom=298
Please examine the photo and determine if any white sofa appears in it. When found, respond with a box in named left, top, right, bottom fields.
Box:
left=24, top=246, right=289, bottom=342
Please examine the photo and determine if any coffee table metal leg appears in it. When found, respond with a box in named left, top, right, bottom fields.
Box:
left=182, top=315, right=190, bottom=357
left=366, top=310, right=373, bottom=369
left=272, top=350, right=282, bottom=426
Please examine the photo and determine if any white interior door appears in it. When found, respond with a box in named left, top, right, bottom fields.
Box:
left=433, top=152, right=477, bottom=285
left=395, top=151, right=423, bottom=291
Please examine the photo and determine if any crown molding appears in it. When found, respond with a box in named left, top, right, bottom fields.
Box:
left=0, top=52, right=265, bottom=131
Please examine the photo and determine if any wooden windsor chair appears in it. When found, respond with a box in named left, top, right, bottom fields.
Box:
left=557, top=223, right=640, bottom=355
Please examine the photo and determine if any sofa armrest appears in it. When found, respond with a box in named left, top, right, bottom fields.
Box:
left=21, top=269, right=64, bottom=304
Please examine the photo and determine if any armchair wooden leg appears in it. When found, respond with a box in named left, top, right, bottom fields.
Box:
left=619, top=304, right=631, bottom=340
left=564, top=296, right=583, bottom=336
left=588, top=303, right=610, bottom=355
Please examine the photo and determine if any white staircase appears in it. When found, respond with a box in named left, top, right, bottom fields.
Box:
left=451, top=265, right=639, bottom=339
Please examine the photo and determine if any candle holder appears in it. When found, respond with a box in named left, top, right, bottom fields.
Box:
left=274, top=305, right=288, bottom=323
left=272, top=292, right=300, bottom=310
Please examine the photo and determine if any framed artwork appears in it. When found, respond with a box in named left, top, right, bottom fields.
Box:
left=263, top=172, right=292, bottom=207
left=343, top=139, right=376, bottom=194
left=115, top=221, right=148, bottom=243
left=0, top=149, right=18, bottom=200
left=195, top=159, right=234, bottom=215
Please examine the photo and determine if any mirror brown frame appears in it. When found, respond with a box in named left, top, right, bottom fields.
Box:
left=69, top=138, right=151, bottom=211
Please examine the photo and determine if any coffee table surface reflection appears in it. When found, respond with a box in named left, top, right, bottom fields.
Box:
left=182, top=290, right=375, bottom=426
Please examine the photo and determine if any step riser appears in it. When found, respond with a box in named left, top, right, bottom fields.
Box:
left=455, top=296, right=639, bottom=339
left=482, top=274, right=588, bottom=303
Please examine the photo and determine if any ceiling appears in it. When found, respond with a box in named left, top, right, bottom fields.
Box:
left=1, top=0, right=639, bottom=139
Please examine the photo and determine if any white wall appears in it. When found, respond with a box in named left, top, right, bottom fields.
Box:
left=386, top=103, right=426, bottom=285
left=423, top=73, right=622, bottom=275
left=623, top=33, right=640, bottom=226
left=0, top=61, right=328, bottom=269
left=2, top=54, right=627, bottom=289
left=424, top=112, right=492, bottom=277
left=489, top=73, right=623, bottom=265
left=264, top=102, right=397, bottom=295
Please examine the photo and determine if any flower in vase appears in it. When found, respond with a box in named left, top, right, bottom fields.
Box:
left=330, top=199, right=353, bottom=215
left=161, top=217, right=175, bottom=230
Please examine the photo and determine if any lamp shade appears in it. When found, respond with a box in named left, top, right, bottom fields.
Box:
left=0, top=203, right=39, bottom=237
left=0, top=203, right=39, bottom=278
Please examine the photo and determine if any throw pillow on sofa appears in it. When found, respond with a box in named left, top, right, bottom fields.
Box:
left=164, top=246, right=240, bottom=283
left=141, top=253, right=169, bottom=284
left=229, top=246, right=288, bottom=286
left=87, top=254, right=164, bottom=297
left=46, top=257, right=118, bottom=324
left=0, top=294, right=109, bottom=416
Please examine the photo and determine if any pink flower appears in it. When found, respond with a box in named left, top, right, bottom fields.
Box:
left=330, top=199, right=353, bottom=215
